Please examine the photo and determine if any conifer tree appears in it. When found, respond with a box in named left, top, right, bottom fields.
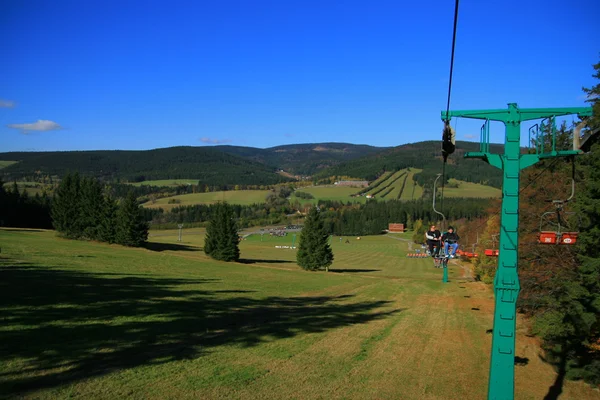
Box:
left=52, top=172, right=83, bottom=238
left=204, top=202, right=240, bottom=262
left=115, top=191, right=149, bottom=247
left=296, top=206, right=333, bottom=271
left=98, top=195, right=118, bottom=243
left=80, top=177, right=105, bottom=240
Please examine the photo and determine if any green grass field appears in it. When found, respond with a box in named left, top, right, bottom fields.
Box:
left=442, top=179, right=502, bottom=198
left=0, top=160, right=18, bottom=169
left=1, top=228, right=596, bottom=399
left=292, top=186, right=366, bottom=205
left=130, top=179, right=200, bottom=187
left=366, top=169, right=499, bottom=200
left=2, top=181, right=53, bottom=196
left=144, top=190, right=271, bottom=210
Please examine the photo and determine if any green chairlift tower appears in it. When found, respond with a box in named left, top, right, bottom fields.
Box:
left=441, top=103, right=592, bottom=400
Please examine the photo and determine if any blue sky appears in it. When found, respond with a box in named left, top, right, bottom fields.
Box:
left=1, top=0, right=598, bottom=152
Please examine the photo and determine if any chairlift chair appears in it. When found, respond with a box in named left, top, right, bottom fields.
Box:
left=537, top=170, right=580, bottom=245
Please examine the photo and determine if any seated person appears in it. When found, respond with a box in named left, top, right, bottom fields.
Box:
left=442, top=226, right=460, bottom=258
left=425, top=225, right=441, bottom=257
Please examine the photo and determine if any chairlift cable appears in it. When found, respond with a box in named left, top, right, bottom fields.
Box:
left=438, top=0, right=460, bottom=226
left=444, top=0, right=460, bottom=122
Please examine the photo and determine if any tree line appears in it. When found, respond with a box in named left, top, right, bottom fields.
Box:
left=0, top=181, right=52, bottom=229
left=1, top=146, right=292, bottom=187
left=53, top=173, right=149, bottom=246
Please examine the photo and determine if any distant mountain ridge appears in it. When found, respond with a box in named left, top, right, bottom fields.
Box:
left=0, top=141, right=502, bottom=188
left=212, top=143, right=387, bottom=175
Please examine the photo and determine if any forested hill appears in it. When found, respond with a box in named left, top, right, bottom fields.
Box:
left=0, top=141, right=505, bottom=187
left=213, top=143, right=387, bottom=175
left=314, top=140, right=505, bottom=188
left=0, top=147, right=291, bottom=186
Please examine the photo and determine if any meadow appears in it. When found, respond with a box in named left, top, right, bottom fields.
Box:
left=0, top=160, right=18, bottom=169
left=1, top=228, right=596, bottom=399
left=129, top=179, right=200, bottom=187
left=292, top=186, right=366, bottom=205
left=143, top=190, right=271, bottom=210
left=2, top=181, right=52, bottom=196
left=442, top=179, right=502, bottom=198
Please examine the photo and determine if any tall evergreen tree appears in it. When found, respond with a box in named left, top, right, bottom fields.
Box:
left=80, top=177, right=105, bottom=240
left=98, top=195, right=118, bottom=243
left=296, top=206, right=333, bottom=271
left=115, top=191, right=149, bottom=247
left=204, top=202, right=240, bottom=262
left=52, top=172, right=83, bottom=238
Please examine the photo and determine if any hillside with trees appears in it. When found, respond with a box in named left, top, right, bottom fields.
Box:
left=314, top=140, right=505, bottom=188
left=0, top=146, right=292, bottom=187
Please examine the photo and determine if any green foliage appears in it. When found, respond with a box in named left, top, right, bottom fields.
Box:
left=411, top=219, right=426, bottom=244
left=294, top=191, right=314, bottom=200
left=52, top=173, right=83, bottom=238
left=98, top=195, right=118, bottom=243
left=296, top=207, right=333, bottom=271
left=115, top=192, right=149, bottom=247
left=204, top=202, right=240, bottom=262
left=1, top=147, right=292, bottom=187
left=582, top=59, right=600, bottom=129
left=80, top=177, right=105, bottom=240
left=52, top=173, right=148, bottom=247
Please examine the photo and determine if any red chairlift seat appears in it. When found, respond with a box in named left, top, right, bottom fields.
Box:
left=560, top=232, right=578, bottom=244
left=538, top=231, right=578, bottom=245
left=538, top=231, right=558, bottom=244
left=484, top=249, right=499, bottom=257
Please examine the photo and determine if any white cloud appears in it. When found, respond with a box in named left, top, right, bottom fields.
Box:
left=0, top=99, right=16, bottom=108
left=200, top=137, right=231, bottom=144
left=463, top=134, right=476, bottom=139
left=7, top=119, right=62, bottom=134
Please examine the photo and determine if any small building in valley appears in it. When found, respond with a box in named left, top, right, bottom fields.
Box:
left=388, top=223, right=406, bottom=233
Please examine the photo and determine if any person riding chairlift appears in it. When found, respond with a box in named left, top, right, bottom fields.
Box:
left=442, top=226, right=460, bottom=258
left=425, top=225, right=441, bottom=257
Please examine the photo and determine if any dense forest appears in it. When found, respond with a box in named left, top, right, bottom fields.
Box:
left=213, top=142, right=385, bottom=175
left=0, top=141, right=505, bottom=189
left=0, top=146, right=292, bottom=186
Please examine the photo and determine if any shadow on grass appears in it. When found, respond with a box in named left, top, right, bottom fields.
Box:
left=238, top=258, right=295, bottom=264
left=144, top=242, right=200, bottom=252
left=329, top=269, right=381, bottom=273
left=0, top=260, right=399, bottom=396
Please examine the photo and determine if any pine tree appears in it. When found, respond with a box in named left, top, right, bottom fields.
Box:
left=98, top=195, right=118, bottom=243
left=296, top=206, right=333, bottom=271
left=204, top=202, right=240, bottom=262
left=52, top=172, right=83, bottom=238
left=115, top=191, right=149, bottom=247
left=80, top=177, right=105, bottom=240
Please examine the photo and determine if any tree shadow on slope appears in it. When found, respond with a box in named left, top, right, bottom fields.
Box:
left=238, top=258, right=295, bottom=264
left=143, top=242, right=200, bottom=252
left=0, top=260, right=400, bottom=396
left=329, top=269, right=381, bottom=273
